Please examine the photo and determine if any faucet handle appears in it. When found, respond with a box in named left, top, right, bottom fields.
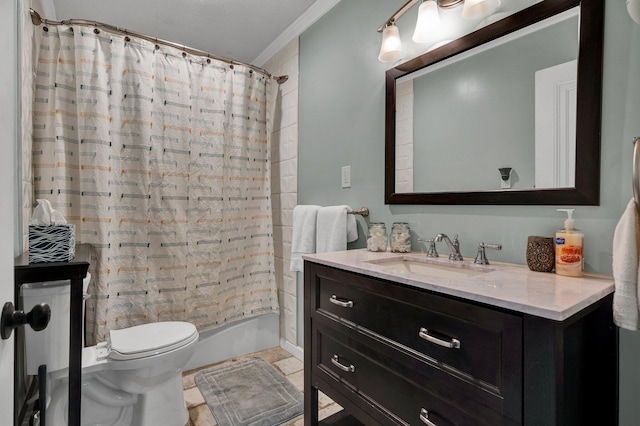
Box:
left=451, top=235, right=463, bottom=261
left=474, top=242, right=502, bottom=265
left=418, top=238, right=439, bottom=258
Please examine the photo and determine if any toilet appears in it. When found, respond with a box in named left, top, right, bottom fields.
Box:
left=22, top=274, right=199, bottom=426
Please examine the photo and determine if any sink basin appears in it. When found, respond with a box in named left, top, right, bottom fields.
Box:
left=366, top=257, right=491, bottom=280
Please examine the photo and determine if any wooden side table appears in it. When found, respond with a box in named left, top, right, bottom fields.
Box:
left=14, top=247, right=89, bottom=426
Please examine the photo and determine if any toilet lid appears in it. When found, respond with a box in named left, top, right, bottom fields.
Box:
left=108, top=321, right=198, bottom=361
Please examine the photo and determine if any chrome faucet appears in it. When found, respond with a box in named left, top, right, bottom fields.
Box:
left=434, top=233, right=463, bottom=261
left=417, top=237, right=439, bottom=258
left=474, top=242, right=502, bottom=265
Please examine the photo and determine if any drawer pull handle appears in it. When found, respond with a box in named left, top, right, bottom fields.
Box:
left=331, top=355, right=355, bottom=373
left=418, top=327, right=461, bottom=349
left=419, top=408, right=437, bottom=426
left=329, top=295, right=354, bottom=308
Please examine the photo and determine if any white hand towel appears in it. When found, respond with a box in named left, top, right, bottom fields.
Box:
left=290, top=205, right=321, bottom=273
left=316, top=205, right=358, bottom=253
left=613, top=198, right=640, bottom=330
left=347, top=211, right=359, bottom=243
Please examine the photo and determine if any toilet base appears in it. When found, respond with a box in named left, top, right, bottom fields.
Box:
left=48, top=376, right=135, bottom=426
left=46, top=372, right=188, bottom=426
left=132, top=374, right=189, bottom=426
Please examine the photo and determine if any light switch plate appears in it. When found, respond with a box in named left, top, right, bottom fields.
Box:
left=341, top=165, right=351, bottom=188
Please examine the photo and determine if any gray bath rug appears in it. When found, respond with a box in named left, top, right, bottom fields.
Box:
left=194, top=356, right=303, bottom=426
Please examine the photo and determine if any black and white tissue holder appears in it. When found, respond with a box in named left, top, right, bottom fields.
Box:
left=28, top=224, right=76, bottom=263
left=28, top=199, right=75, bottom=263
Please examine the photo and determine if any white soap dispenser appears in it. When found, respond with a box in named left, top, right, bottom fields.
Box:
left=555, top=209, right=584, bottom=277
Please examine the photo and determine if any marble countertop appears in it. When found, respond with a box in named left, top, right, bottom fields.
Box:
left=303, top=249, right=614, bottom=321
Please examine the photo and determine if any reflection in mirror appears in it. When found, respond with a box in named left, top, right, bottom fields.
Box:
left=385, top=0, right=604, bottom=205
left=396, top=9, right=578, bottom=193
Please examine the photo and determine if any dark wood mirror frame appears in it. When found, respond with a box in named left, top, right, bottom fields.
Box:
left=385, top=0, right=603, bottom=205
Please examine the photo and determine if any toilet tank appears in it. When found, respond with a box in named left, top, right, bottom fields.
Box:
left=21, top=273, right=91, bottom=375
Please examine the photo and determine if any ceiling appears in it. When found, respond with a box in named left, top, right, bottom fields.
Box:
left=50, top=0, right=325, bottom=65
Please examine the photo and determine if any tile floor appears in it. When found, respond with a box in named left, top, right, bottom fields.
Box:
left=182, top=346, right=343, bottom=426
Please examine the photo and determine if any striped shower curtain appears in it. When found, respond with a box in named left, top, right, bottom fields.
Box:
left=31, top=23, right=279, bottom=345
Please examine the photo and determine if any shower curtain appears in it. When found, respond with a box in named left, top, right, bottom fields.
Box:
left=31, top=24, right=279, bottom=345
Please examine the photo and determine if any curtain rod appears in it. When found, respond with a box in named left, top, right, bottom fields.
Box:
left=29, top=8, right=289, bottom=85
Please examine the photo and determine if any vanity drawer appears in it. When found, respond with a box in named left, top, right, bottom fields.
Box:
left=314, top=324, right=517, bottom=426
left=313, top=264, right=522, bottom=402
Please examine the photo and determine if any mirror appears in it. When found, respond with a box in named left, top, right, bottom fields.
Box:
left=385, top=0, right=603, bottom=205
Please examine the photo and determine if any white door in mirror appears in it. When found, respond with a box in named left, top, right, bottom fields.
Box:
left=535, top=60, right=577, bottom=189
left=629, top=0, right=640, bottom=24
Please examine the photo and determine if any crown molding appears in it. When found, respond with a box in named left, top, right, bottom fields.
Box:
left=253, top=0, right=342, bottom=66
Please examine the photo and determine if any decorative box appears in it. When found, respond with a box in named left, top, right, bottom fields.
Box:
left=28, top=224, right=76, bottom=263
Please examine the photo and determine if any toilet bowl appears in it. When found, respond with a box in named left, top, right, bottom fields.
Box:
left=22, top=274, right=199, bottom=426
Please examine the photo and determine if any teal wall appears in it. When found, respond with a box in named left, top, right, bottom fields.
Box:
left=299, top=0, right=640, bottom=424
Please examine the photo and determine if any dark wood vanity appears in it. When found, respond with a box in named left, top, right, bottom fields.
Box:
left=304, top=260, right=617, bottom=426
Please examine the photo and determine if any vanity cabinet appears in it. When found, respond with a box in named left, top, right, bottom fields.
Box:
left=304, top=261, right=617, bottom=426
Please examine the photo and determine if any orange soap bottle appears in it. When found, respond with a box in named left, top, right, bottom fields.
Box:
left=555, top=209, right=584, bottom=277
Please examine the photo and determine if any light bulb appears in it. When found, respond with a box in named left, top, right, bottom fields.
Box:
left=461, top=0, right=501, bottom=20
left=378, top=23, right=403, bottom=62
left=413, top=0, right=442, bottom=45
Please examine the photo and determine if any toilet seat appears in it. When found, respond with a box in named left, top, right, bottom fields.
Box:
left=106, top=321, right=198, bottom=361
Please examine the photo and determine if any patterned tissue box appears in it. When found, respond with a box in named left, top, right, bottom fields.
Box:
left=28, top=224, right=76, bottom=263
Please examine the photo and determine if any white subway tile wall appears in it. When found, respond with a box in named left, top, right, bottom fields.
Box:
left=264, top=39, right=299, bottom=346
left=395, top=80, right=414, bottom=193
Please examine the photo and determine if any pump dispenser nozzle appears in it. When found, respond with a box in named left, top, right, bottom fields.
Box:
left=557, top=208, right=575, bottom=230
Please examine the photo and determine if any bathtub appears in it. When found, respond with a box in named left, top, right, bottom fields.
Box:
left=184, top=313, right=280, bottom=370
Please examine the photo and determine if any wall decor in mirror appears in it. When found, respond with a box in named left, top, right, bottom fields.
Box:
left=384, top=0, right=603, bottom=205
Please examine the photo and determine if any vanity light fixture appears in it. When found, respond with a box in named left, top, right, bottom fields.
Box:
left=412, top=0, right=442, bottom=44
left=378, top=22, right=403, bottom=62
left=462, top=0, right=501, bottom=19
left=377, top=0, right=499, bottom=62
left=629, top=0, right=640, bottom=24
